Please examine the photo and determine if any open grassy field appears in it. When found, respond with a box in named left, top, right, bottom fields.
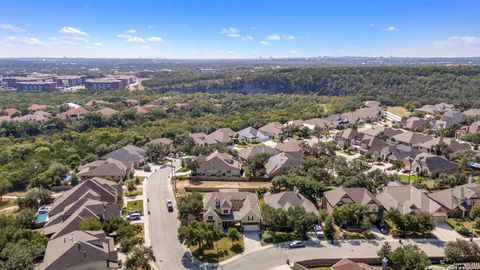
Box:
left=177, top=180, right=271, bottom=192
left=398, top=174, right=435, bottom=188
left=386, top=106, right=411, bottom=118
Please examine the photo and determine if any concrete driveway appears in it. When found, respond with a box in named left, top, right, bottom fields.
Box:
left=433, top=222, right=464, bottom=241
left=243, top=232, right=262, bottom=254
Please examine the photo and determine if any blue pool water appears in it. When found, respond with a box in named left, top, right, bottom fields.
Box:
left=35, top=212, right=48, bottom=223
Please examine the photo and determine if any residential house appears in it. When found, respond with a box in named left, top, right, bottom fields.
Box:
left=274, top=139, right=303, bottom=153
left=145, top=137, right=175, bottom=153
left=390, top=131, right=432, bottom=147
left=352, top=134, right=388, bottom=156
left=414, top=103, right=455, bottom=116
left=190, top=132, right=215, bottom=146
left=36, top=231, right=118, bottom=270
left=44, top=198, right=120, bottom=239
left=403, top=117, right=429, bottom=131
left=48, top=177, right=121, bottom=216
left=2, top=108, right=20, bottom=116
left=302, top=118, right=334, bottom=130
left=412, top=152, right=459, bottom=177
left=463, top=108, right=480, bottom=118
left=236, top=127, right=269, bottom=143
left=203, top=190, right=261, bottom=231
left=322, top=187, right=383, bottom=221
left=77, top=159, right=128, bottom=181
left=335, top=128, right=359, bottom=148
left=237, top=145, right=279, bottom=161
left=28, top=104, right=48, bottom=111
left=458, top=121, right=480, bottom=136
left=428, top=183, right=480, bottom=218
left=12, top=113, right=49, bottom=123
left=126, top=99, right=140, bottom=107
left=265, top=152, right=303, bottom=178
left=342, top=106, right=384, bottom=124
left=417, top=137, right=471, bottom=154
left=101, top=145, right=147, bottom=170
left=330, top=258, right=376, bottom=270
left=259, top=122, right=285, bottom=139
left=264, top=190, right=317, bottom=214
left=95, top=107, right=119, bottom=117
left=360, top=126, right=403, bottom=139
left=324, top=114, right=348, bottom=128
left=376, top=183, right=447, bottom=221
left=195, top=151, right=242, bottom=177
left=208, top=127, right=238, bottom=145
left=58, top=107, right=89, bottom=121
left=380, top=145, right=420, bottom=164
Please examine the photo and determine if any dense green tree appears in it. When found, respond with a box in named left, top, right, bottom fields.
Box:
left=247, top=152, right=274, bottom=177
left=227, top=228, right=241, bottom=243
left=177, top=221, right=222, bottom=251
left=445, top=239, right=480, bottom=263
left=125, top=246, right=156, bottom=270
left=389, top=244, right=431, bottom=270
left=79, top=217, right=102, bottom=231
left=177, top=192, right=204, bottom=225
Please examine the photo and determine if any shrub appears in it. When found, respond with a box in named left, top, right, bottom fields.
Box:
left=144, top=165, right=151, bottom=172
left=231, top=243, right=244, bottom=254
left=474, top=217, right=480, bottom=230
left=261, top=231, right=273, bottom=243
left=455, top=225, right=472, bottom=237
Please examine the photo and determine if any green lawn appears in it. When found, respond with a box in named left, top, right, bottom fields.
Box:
left=176, top=166, right=190, bottom=173
left=190, top=236, right=244, bottom=263
left=122, top=200, right=144, bottom=216
left=398, top=174, right=435, bottom=188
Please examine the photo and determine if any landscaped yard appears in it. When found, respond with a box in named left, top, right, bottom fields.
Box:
left=447, top=218, right=478, bottom=237
left=122, top=200, right=144, bottom=216
left=398, top=174, right=435, bottom=188
left=176, top=166, right=190, bottom=173
left=190, top=236, right=244, bottom=263
left=124, top=187, right=143, bottom=197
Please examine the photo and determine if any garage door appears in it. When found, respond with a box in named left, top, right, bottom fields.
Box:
left=242, top=224, right=260, bottom=231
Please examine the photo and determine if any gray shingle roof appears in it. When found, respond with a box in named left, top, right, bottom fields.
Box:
left=265, top=191, right=317, bottom=214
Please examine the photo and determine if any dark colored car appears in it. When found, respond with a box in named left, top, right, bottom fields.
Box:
left=166, top=199, right=174, bottom=212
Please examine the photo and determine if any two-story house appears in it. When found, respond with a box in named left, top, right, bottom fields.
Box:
left=321, top=187, right=384, bottom=222
left=428, top=183, right=480, bottom=218
left=203, top=189, right=261, bottom=231
left=195, top=151, right=243, bottom=177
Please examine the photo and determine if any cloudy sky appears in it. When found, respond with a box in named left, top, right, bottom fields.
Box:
left=0, top=0, right=479, bottom=58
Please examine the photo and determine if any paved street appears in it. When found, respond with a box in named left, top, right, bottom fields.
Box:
left=145, top=159, right=212, bottom=270
left=222, top=238, right=449, bottom=270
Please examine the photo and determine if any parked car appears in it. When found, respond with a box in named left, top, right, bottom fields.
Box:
left=289, top=241, right=306, bottom=249
left=376, top=222, right=388, bottom=234
left=127, top=213, right=141, bottom=221
left=166, top=199, right=174, bottom=212
left=313, top=224, right=324, bottom=239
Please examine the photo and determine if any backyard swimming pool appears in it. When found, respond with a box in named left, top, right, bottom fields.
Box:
left=35, top=212, right=49, bottom=223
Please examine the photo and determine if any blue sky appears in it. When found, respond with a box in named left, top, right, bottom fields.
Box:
left=0, top=0, right=479, bottom=58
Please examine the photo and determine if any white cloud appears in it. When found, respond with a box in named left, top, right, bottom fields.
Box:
left=220, top=27, right=253, bottom=40
left=0, top=23, right=25, bottom=33
left=140, top=45, right=150, bottom=49
left=3, top=36, right=44, bottom=46
left=266, top=34, right=295, bottom=41
left=59, top=26, right=88, bottom=36
left=260, top=41, right=270, bottom=46
left=148, top=36, right=163, bottom=42
left=220, top=27, right=239, bottom=35
left=147, top=25, right=154, bottom=29
left=93, top=42, right=103, bottom=47
left=433, top=36, right=480, bottom=48
left=117, top=34, right=130, bottom=39
left=126, top=29, right=137, bottom=34
left=368, top=23, right=375, bottom=27
left=288, top=50, right=299, bottom=55
left=127, top=37, right=146, bottom=43
left=383, top=26, right=398, bottom=32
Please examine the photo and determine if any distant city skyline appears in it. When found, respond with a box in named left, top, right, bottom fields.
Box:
left=1, top=0, right=479, bottom=58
